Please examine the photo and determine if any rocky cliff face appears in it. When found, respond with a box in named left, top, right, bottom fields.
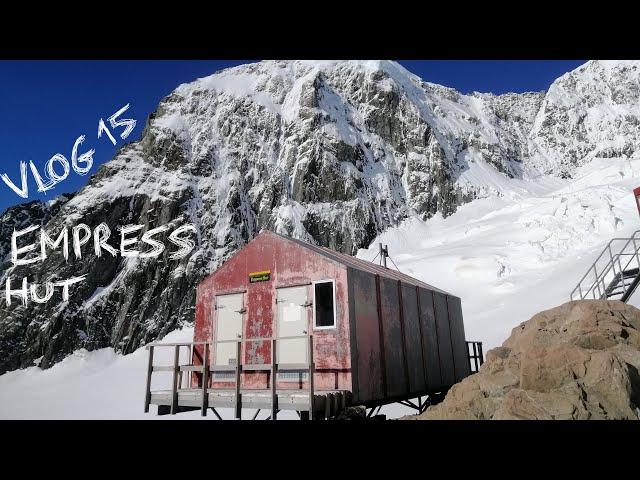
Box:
left=408, top=300, right=640, bottom=420
left=2, top=60, right=640, bottom=374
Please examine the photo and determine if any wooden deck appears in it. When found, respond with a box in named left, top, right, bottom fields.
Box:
left=144, top=335, right=353, bottom=420
left=149, top=388, right=352, bottom=418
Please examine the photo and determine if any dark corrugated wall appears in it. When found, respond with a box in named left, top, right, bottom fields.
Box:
left=349, top=267, right=471, bottom=405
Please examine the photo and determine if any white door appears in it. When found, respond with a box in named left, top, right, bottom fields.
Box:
left=214, top=293, right=244, bottom=366
left=276, top=286, right=309, bottom=365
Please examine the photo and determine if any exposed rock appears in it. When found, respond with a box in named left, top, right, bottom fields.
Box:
left=406, top=300, right=640, bottom=420
left=3, top=60, right=640, bottom=374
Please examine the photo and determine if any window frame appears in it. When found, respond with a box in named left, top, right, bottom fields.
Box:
left=312, top=279, right=337, bottom=330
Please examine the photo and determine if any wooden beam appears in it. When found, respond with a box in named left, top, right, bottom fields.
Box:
left=201, top=344, right=209, bottom=417
left=170, top=345, right=180, bottom=415
left=271, top=338, right=277, bottom=421
left=240, top=364, right=272, bottom=371
left=180, top=365, right=204, bottom=372
left=308, top=335, right=315, bottom=420
left=332, top=392, right=339, bottom=417
left=144, top=345, right=154, bottom=413
left=152, top=366, right=175, bottom=372
left=234, top=341, right=242, bottom=420
left=210, top=365, right=235, bottom=372
left=325, top=393, right=334, bottom=419
left=276, top=363, right=310, bottom=371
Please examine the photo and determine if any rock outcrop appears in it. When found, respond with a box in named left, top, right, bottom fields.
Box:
left=408, top=300, right=640, bottom=420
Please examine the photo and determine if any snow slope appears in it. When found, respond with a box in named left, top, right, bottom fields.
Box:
left=3, top=156, right=640, bottom=419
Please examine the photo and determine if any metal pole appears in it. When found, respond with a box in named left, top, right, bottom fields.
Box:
left=144, top=346, right=154, bottom=413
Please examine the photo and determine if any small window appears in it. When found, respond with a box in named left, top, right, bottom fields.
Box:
left=314, top=280, right=336, bottom=329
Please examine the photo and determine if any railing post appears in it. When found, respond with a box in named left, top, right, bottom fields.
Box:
left=608, top=244, right=616, bottom=278
left=144, top=345, right=154, bottom=413
left=271, top=338, right=277, bottom=421
left=188, top=343, right=194, bottom=389
left=473, top=342, right=480, bottom=372
left=308, top=334, right=315, bottom=420
left=617, top=255, right=625, bottom=296
left=170, top=345, right=180, bottom=415
left=235, top=340, right=242, bottom=420
left=201, top=344, right=209, bottom=417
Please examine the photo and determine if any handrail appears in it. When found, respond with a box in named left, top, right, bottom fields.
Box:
left=144, top=334, right=316, bottom=420
left=571, top=230, right=640, bottom=293
left=466, top=341, right=483, bottom=373
left=571, top=230, right=640, bottom=301
left=145, top=334, right=310, bottom=349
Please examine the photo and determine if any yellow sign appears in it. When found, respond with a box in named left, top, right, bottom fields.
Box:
left=249, top=270, right=271, bottom=283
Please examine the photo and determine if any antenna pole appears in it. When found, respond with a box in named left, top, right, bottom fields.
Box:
left=379, top=243, right=388, bottom=268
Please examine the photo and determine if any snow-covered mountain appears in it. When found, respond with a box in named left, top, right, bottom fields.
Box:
left=2, top=59, right=640, bottom=376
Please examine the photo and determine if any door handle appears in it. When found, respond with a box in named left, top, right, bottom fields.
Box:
left=235, top=308, right=246, bottom=314
left=300, top=301, right=313, bottom=307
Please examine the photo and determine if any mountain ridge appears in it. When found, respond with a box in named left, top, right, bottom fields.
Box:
left=2, top=59, right=640, bottom=374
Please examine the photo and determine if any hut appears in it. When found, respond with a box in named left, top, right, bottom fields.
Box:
left=144, top=230, right=483, bottom=419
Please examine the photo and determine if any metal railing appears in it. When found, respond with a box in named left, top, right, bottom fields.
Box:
left=466, top=341, right=484, bottom=373
left=570, top=230, right=640, bottom=302
left=144, top=334, right=315, bottom=420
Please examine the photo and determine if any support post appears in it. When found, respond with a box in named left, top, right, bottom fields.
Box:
left=308, top=334, right=315, bottom=420
left=324, top=393, right=334, bottom=419
left=235, top=340, right=242, bottom=420
left=271, top=338, right=277, bottom=420
left=144, top=345, right=154, bottom=413
left=201, top=344, right=209, bottom=417
left=170, top=345, right=180, bottom=415
left=210, top=407, right=222, bottom=421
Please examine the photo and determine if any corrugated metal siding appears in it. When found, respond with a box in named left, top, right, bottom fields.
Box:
left=447, top=296, right=471, bottom=382
left=195, top=230, right=471, bottom=406
left=378, top=276, right=408, bottom=398
left=433, top=291, right=456, bottom=387
left=418, top=288, right=443, bottom=390
left=195, top=231, right=352, bottom=392
left=400, top=283, right=426, bottom=394
left=349, top=267, right=384, bottom=403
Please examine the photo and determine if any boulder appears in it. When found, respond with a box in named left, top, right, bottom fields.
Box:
left=406, top=300, right=640, bottom=420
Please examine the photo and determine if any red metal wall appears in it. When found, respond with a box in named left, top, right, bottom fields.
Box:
left=194, top=232, right=352, bottom=392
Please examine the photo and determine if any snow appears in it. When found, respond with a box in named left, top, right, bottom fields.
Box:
left=5, top=60, right=640, bottom=420
left=3, top=156, right=640, bottom=420
left=358, top=156, right=640, bottom=353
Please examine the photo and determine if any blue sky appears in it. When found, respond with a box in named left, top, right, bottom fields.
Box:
left=0, top=60, right=585, bottom=213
